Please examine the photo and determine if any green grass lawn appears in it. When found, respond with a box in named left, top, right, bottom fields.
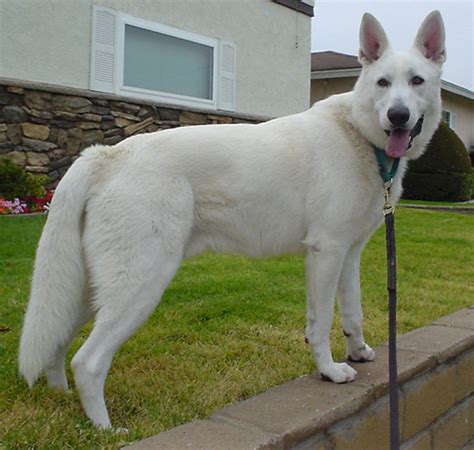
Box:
left=1, top=209, right=473, bottom=448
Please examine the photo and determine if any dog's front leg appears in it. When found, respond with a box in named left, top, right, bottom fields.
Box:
left=305, top=247, right=357, bottom=383
left=337, top=243, right=375, bottom=363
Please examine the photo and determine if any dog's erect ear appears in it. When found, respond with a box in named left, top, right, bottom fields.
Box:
left=413, top=10, right=446, bottom=65
left=358, top=13, right=390, bottom=64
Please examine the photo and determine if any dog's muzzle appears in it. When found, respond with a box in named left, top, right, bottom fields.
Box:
left=407, top=115, right=424, bottom=149
left=383, top=115, right=424, bottom=158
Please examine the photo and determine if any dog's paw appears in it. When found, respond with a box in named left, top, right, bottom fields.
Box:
left=348, top=344, right=375, bottom=363
left=101, top=426, right=129, bottom=434
left=320, top=362, right=357, bottom=383
left=47, top=379, right=72, bottom=394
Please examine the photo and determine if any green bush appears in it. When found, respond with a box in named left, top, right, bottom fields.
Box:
left=0, top=158, right=28, bottom=199
left=0, top=158, right=50, bottom=200
left=25, top=173, right=50, bottom=197
left=403, top=122, right=472, bottom=202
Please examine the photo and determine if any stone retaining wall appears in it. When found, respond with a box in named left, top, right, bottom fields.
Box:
left=126, top=307, right=474, bottom=450
left=0, top=78, right=266, bottom=182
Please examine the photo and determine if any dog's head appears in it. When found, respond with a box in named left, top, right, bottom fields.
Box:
left=352, top=11, right=446, bottom=159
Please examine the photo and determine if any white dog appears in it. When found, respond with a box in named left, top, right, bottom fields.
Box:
left=19, top=11, right=446, bottom=429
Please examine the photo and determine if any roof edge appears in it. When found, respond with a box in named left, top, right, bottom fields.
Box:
left=441, top=80, right=474, bottom=100
left=311, top=68, right=361, bottom=79
left=273, top=0, right=314, bottom=17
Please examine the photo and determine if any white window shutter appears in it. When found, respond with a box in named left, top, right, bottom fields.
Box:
left=90, top=6, right=116, bottom=93
left=217, top=41, right=236, bottom=111
left=450, top=112, right=456, bottom=130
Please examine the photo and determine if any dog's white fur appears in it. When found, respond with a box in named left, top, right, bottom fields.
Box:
left=19, top=12, right=445, bottom=429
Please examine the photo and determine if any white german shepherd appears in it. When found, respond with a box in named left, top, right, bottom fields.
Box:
left=19, top=12, right=446, bottom=429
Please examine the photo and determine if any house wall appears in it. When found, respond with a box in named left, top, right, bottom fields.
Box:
left=310, top=77, right=357, bottom=105
left=441, top=90, right=474, bottom=153
left=0, top=79, right=264, bottom=181
left=0, top=0, right=311, bottom=118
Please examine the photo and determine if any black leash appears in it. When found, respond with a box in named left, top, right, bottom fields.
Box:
left=374, top=116, right=424, bottom=449
left=375, top=148, right=401, bottom=450
left=383, top=180, right=400, bottom=450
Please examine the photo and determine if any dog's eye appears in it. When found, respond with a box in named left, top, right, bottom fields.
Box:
left=377, top=78, right=390, bottom=87
left=411, top=76, right=425, bottom=85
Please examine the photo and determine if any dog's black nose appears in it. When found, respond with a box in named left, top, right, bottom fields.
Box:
left=387, top=106, right=410, bottom=127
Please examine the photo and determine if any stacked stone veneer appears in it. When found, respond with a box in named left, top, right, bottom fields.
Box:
left=0, top=78, right=265, bottom=183
left=126, top=307, right=474, bottom=450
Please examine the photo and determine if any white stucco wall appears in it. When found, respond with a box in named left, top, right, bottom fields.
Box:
left=0, top=0, right=311, bottom=117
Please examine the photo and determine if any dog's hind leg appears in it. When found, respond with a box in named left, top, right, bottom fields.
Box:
left=337, top=242, right=375, bottom=363
left=46, top=295, right=94, bottom=391
left=73, top=272, right=178, bottom=427
left=71, top=178, right=193, bottom=429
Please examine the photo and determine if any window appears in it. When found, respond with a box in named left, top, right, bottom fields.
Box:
left=123, top=25, right=214, bottom=100
left=441, top=110, right=456, bottom=129
left=90, top=6, right=236, bottom=111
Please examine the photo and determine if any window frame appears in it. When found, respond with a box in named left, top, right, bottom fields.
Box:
left=115, top=13, right=219, bottom=109
left=441, top=109, right=455, bottom=129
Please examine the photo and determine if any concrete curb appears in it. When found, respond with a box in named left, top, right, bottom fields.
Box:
left=125, top=307, right=474, bottom=449
left=401, top=204, right=474, bottom=215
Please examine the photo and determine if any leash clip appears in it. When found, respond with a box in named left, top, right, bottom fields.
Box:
left=383, top=180, right=394, bottom=216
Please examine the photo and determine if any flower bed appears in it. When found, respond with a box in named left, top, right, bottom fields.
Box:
left=0, top=157, right=53, bottom=215
left=0, top=190, right=53, bottom=215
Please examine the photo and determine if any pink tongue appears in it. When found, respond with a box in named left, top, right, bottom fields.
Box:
left=386, top=129, right=411, bottom=158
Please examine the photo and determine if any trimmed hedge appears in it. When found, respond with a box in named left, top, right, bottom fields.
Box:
left=403, top=122, right=472, bottom=201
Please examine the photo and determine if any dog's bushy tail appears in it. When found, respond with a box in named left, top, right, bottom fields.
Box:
left=19, top=148, right=99, bottom=387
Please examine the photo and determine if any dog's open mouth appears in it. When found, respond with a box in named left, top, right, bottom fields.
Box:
left=384, top=116, right=424, bottom=158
